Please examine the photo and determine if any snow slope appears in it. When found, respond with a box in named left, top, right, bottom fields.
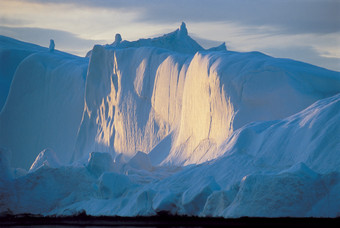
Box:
left=0, top=23, right=340, bottom=217
left=0, top=35, right=48, bottom=111
left=0, top=46, right=88, bottom=169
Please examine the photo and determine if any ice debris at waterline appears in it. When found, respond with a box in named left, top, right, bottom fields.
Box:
left=0, top=23, right=340, bottom=217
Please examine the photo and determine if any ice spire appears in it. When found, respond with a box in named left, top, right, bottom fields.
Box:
left=115, top=33, right=122, bottom=44
left=178, top=22, right=188, bottom=37
left=49, top=39, right=55, bottom=52
left=111, top=33, right=122, bottom=46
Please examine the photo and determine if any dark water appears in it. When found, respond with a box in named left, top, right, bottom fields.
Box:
left=2, top=215, right=340, bottom=228
left=10, top=227, right=154, bottom=228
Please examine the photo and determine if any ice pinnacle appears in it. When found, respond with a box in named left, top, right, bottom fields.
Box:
left=115, top=34, right=122, bottom=44
left=179, top=22, right=188, bottom=36
left=49, top=39, right=55, bottom=52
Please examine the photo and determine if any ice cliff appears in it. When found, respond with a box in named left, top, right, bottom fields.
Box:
left=0, top=23, right=340, bottom=217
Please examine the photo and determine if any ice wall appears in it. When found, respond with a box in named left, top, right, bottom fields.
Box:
left=73, top=45, right=191, bottom=162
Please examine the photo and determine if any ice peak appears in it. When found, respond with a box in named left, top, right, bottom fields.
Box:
left=115, top=33, right=122, bottom=44
left=179, top=22, right=188, bottom=36
left=49, top=39, right=55, bottom=52
left=86, top=22, right=204, bottom=56
left=207, top=42, right=227, bottom=52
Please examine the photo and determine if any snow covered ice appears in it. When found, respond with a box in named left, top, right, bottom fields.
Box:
left=0, top=23, right=340, bottom=218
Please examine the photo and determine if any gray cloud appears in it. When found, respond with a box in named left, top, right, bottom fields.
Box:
left=0, top=26, right=104, bottom=56
left=261, top=45, right=340, bottom=72
left=190, top=34, right=224, bottom=49
left=2, top=1, right=339, bottom=71
left=0, top=17, right=27, bottom=26
left=23, top=0, right=340, bottom=34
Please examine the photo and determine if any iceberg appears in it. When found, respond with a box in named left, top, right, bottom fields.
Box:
left=0, top=23, right=339, bottom=218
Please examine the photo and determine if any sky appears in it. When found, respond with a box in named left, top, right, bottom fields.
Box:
left=0, top=0, right=339, bottom=71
